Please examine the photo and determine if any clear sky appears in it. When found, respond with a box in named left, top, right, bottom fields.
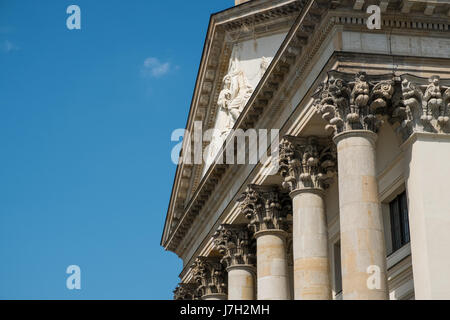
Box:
left=0, top=0, right=233, bottom=299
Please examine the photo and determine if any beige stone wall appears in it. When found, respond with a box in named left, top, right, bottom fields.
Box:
left=403, top=134, right=450, bottom=299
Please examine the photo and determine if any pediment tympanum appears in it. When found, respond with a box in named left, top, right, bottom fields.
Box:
left=203, top=33, right=286, bottom=175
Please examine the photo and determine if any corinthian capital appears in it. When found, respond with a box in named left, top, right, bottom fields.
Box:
left=279, top=136, right=336, bottom=192
left=392, top=75, right=450, bottom=137
left=173, top=283, right=199, bottom=300
left=191, top=257, right=227, bottom=297
left=238, top=185, right=292, bottom=233
left=213, top=224, right=255, bottom=268
left=314, top=71, right=395, bottom=135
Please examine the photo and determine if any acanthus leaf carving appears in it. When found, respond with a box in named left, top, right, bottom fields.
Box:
left=217, top=56, right=254, bottom=136
left=212, top=224, right=255, bottom=268
left=314, top=71, right=395, bottom=135
left=279, top=136, right=337, bottom=192
left=205, top=55, right=254, bottom=167
left=191, top=257, right=227, bottom=297
left=239, top=185, right=292, bottom=233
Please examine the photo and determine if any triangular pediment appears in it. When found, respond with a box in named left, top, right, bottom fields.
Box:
left=161, top=0, right=303, bottom=250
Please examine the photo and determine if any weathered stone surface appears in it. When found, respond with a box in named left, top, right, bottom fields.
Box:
left=239, top=185, right=291, bottom=233
left=279, top=136, right=336, bottom=191
left=191, top=257, right=227, bottom=299
left=314, top=71, right=395, bottom=135
left=213, top=224, right=255, bottom=268
left=173, top=283, right=199, bottom=300
left=334, top=130, right=388, bottom=300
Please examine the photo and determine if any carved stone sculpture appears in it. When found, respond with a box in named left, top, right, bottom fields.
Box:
left=213, top=224, right=255, bottom=268
left=279, top=136, right=336, bottom=192
left=238, top=185, right=292, bottom=233
left=217, top=58, right=254, bottom=134
left=393, top=74, right=450, bottom=137
left=173, top=283, right=199, bottom=300
left=314, top=71, right=395, bottom=134
left=260, top=56, right=270, bottom=77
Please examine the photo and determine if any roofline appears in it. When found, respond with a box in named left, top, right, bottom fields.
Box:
left=160, top=0, right=265, bottom=246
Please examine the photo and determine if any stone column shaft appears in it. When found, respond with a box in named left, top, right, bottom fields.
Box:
left=292, top=189, right=331, bottom=299
left=334, top=130, right=388, bottom=300
left=227, top=265, right=256, bottom=300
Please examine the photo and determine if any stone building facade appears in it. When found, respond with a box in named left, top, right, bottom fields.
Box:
left=162, top=0, right=450, bottom=300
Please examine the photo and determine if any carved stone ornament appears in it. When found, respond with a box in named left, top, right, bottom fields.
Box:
left=217, top=56, right=254, bottom=135
left=238, top=185, right=292, bottom=233
left=173, top=283, right=199, bottom=300
left=314, top=71, right=450, bottom=139
left=205, top=55, right=254, bottom=167
left=392, top=74, right=450, bottom=137
left=314, top=71, right=395, bottom=135
left=279, top=136, right=337, bottom=192
left=213, top=224, right=256, bottom=268
left=191, top=257, right=227, bottom=297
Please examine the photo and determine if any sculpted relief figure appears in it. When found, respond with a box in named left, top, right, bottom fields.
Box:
left=217, top=59, right=254, bottom=135
left=203, top=57, right=254, bottom=171
left=349, top=72, right=370, bottom=122
left=422, top=76, right=448, bottom=126
left=399, top=78, right=423, bottom=130
left=259, top=56, right=269, bottom=78
left=315, top=75, right=351, bottom=133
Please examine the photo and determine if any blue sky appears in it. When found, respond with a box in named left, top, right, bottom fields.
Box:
left=0, top=0, right=232, bottom=299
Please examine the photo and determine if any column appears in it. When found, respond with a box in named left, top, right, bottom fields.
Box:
left=315, top=71, right=393, bottom=299
left=213, top=224, right=256, bottom=300
left=240, top=185, right=292, bottom=300
left=279, top=136, right=336, bottom=299
left=191, top=257, right=227, bottom=300
left=399, top=75, right=450, bottom=299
